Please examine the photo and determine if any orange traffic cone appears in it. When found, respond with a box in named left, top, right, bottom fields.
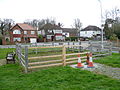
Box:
left=76, top=54, right=84, bottom=68
left=86, top=53, right=89, bottom=65
left=87, top=52, right=94, bottom=68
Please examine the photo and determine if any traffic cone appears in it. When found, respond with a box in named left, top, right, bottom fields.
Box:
left=85, top=53, right=89, bottom=65
left=87, top=52, right=94, bottom=68
left=76, top=54, right=84, bottom=68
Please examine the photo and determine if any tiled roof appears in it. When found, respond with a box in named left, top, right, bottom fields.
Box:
left=81, top=25, right=101, bottom=31
left=17, top=23, right=36, bottom=30
left=62, top=28, right=77, bottom=33
left=39, top=23, right=61, bottom=30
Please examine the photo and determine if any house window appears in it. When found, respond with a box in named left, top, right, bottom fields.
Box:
left=48, top=30, right=53, bottom=33
left=13, top=38, right=21, bottom=41
left=56, top=36, right=63, bottom=40
left=85, top=31, right=87, bottom=34
left=13, top=30, right=21, bottom=34
left=38, top=31, right=41, bottom=34
left=53, top=30, right=62, bottom=33
left=31, top=31, right=35, bottom=34
left=47, top=35, right=52, bottom=39
left=24, top=31, right=27, bottom=34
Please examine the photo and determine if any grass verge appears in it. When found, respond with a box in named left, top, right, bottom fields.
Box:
left=0, top=64, right=120, bottom=90
left=94, top=53, right=120, bottom=68
left=0, top=48, right=15, bottom=59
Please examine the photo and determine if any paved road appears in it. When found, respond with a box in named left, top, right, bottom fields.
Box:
left=0, top=41, right=119, bottom=53
left=0, top=41, right=90, bottom=48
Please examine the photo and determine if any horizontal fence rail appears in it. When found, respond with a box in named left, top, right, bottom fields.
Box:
left=16, top=44, right=28, bottom=73
left=16, top=41, right=113, bottom=73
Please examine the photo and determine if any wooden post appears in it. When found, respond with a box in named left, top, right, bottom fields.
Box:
left=73, top=41, right=74, bottom=52
left=62, top=45, right=66, bottom=66
left=89, top=42, right=92, bottom=53
left=117, top=38, right=119, bottom=47
left=25, top=46, right=28, bottom=73
left=79, top=41, right=81, bottom=52
left=18, top=44, right=21, bottom=64
left=16, top=44, right=18, bottom=56
left=118, top=48, right=120, bottom=53
left=68, top=41, right=69, bottom=50
left=52, top=42, right=54, bottom=46
left=35, top=43, right=38, bottom=54
left=109, top=42, right=112, bottom=55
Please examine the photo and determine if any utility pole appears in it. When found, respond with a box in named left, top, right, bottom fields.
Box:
left=98, top=0, right=104, bottom=48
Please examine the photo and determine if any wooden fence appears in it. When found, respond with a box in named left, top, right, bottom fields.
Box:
left=16, top=44, right=89, bottom=73
left=89, top=41, right=112, bottom=58
left=16, top=44, right=28, bottom=73
left=16, top=41, right=113, bottom=73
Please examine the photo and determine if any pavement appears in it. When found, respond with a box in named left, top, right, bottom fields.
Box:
left=70, top=63, right=120, bottom=80
left=0, top=59, right=6, bottom=66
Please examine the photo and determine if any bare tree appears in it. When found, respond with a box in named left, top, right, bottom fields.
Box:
left=24, top=17, right=56, bottom=30
left=24, top=19, right=39, bottom=28
left=104, top=7, right=120, bottom=21
left=104, top=10, right=111, bottom=20
left=104, top=7, right=120, bottom=39
left=72, top=18, right=82, bottom=37
left=110, top=7, right=120, bottom=20
left=0, top=18, right=14, bottom=36
left=58, top=22, right=64, bottom=27
left=45, top=17, right=56, bottom=25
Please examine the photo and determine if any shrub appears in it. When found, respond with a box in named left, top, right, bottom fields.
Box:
left=65, top=37, right=78, bottom=41
left=0, top=38, right=2, bottom=45
left=110, top=34, right=117, bottom=41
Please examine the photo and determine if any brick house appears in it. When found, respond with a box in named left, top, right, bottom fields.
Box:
left=38, top=23, right=64, bottom=42
left=62, top=28, right=77, bottom=37
left=10, top=23, right=37, bottom=44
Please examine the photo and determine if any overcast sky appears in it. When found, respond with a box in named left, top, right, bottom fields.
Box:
left=0, top=0, right=120, bottom=28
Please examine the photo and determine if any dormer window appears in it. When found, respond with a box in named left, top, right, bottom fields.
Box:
left=13, top=30, right=21, bottom=34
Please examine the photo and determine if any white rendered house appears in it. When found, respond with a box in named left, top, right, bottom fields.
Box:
left=80, top=25, right=101, bottom=38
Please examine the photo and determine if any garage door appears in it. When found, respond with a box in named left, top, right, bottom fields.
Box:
left=30, top=38, right=37, bottom=43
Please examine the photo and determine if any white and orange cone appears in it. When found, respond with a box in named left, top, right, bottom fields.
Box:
left=87, top=52, right=94, bottom=68
left=76, top=54, right=84, bottom=68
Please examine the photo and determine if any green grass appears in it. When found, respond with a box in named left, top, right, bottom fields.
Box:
left=94, top=53, right=120, bottom=68
left=27, top=47, right=85, bottom=64
left=28, top=48, right=74, bottom=57
left=0, top=48, right=15, bottom=59
left=0, top=64, right=120, bottom=90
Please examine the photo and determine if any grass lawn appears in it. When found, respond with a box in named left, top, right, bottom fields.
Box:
left=94, top=53, right=120, bottom=68
left=0, top=64, right=120, bottom=90
left=0, top=48, right=15, bottom=59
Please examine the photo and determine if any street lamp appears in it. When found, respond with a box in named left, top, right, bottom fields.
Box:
left=98, top=0, right=104, bottom=48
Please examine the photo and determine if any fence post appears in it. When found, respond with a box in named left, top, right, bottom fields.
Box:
left=18, top=44, right=21, bottom=64
left=35, top=43, right=38, bottom=54
left=72, top=41, right=74, bottom=52
left=52, top=42, right=54, bottom=46
left=16, top=43, right=18, bottom=56
left=62, top=45, right=66, bottom=66
left=79, top=41, right=81, bottom=52
left=109, top=42, right=112, bottom=55
left=17, top=44, right=21, bottom=64
left=68, top=41, right=69, bottom=50
left=25, top=46, right=28, bottom=73
left=119, top=48, right=120, bottom=54
left=89, top=41, right=92, bottom=53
